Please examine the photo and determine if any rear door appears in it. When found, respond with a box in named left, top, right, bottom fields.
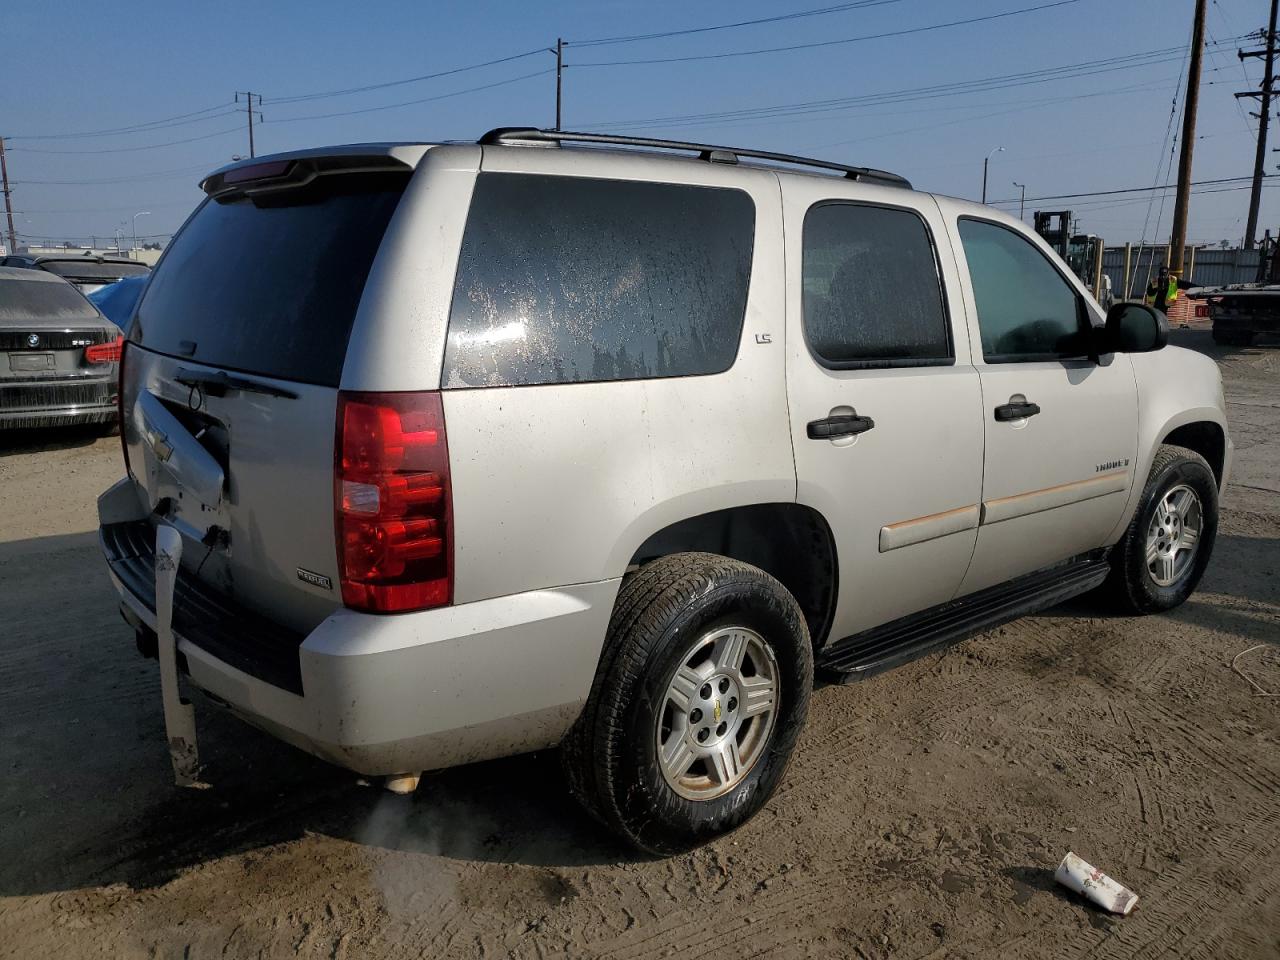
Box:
left=948, top=214, right=1138, bottom=595
left=783, top=183, right=985, bottom=639
left=122, top=161, right=412, bottom=633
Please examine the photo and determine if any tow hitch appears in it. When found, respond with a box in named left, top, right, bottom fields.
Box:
left=155, top=524, right=204, bottom=787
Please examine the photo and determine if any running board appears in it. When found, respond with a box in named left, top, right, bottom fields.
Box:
left=817, top=553, right=1111, bottom=684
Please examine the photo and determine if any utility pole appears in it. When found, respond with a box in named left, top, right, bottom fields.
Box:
left=1167, top=0, right=1207, bottom=300
left=0, top=137, right=16, bottom=255
left=554, top=39, right=564, bottom=131
left=1238, top=0, right=1279, bottom=249
left=236, top=92, right=262, bottom=158
left=1013, top=181, right=1027, bottom=220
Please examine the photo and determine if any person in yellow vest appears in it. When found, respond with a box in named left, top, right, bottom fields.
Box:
left=1144, top=266, right=1194, bottom=311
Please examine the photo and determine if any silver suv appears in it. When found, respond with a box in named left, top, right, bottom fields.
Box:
left=98, top=129, right=1231, bottom=853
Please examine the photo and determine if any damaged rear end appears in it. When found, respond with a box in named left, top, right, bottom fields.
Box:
left=100, top=146, right=436, bottom=699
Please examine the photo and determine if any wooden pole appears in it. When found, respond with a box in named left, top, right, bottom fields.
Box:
left=1168, top=0, right=1206, bottom=283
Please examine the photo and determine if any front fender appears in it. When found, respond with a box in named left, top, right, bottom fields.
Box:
left=1104, top=345, right=1229, bottom=543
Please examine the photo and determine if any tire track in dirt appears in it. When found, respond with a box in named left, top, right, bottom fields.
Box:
left=1075, top=805, right=1280, bottom=960
left=586, top=867, right=873, bottom=960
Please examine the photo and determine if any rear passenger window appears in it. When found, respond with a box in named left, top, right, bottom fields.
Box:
left=444, top=174, right=755, bottom=388
left=802, top=202, right=951, bottom=366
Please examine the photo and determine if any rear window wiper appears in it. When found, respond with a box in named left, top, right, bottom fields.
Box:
left=174, top=367, right=298, bottom=400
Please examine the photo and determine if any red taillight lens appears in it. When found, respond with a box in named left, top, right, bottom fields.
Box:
left=335, top=391, right=453, bottom=613
left=86, top=335, right=124, bottom=364
left=117, top=339, right=130, bottom=476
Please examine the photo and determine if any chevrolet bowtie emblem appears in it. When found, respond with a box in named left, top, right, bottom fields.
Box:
left=713, top=699, right=722, bottom=723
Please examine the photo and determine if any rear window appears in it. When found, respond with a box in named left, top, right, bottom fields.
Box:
left=802, top=202, right=951, bottom=366
left=0, top=278, right=99, bottom=322
left=134, top=171, right=408, bottom=386
left=41, top=260, right=150, bottom=281
left=444, top=173, right=755, bottom=388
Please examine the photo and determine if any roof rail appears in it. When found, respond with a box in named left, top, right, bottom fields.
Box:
left=478, top=127, right=911, bottom=189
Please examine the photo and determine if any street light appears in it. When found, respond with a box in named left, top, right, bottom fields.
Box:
left=982, top=146, right=1005, bottom=204
left=1013, top=181, right=1026, bottom=221
left=132, top=211, right=151, bottom=254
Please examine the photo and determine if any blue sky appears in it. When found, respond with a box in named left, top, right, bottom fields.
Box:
left=2, top=0, right=1274, bottom=248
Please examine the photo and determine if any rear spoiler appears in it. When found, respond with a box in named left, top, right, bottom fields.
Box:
left=200, top=154, right=413, bottom=200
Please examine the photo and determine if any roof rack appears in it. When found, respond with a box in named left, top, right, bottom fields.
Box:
left=478, top=127, right=911, bottom=189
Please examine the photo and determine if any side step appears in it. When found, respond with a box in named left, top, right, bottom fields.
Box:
left=817, top=553, right=1111, bottom=684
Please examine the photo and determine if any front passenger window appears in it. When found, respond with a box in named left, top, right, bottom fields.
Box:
left=958, top=218, right=1086, bottom=362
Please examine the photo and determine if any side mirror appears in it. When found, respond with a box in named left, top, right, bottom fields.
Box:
left=1102, top=301, right=1168, bottom=353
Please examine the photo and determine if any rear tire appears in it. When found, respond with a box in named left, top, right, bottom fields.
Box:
left=562, top=553, right=812, bottom=854
left=1100, top=444, right=1218, bottom=614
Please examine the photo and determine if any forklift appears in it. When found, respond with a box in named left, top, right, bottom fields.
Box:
left=1033, top=210, right=1109, bottom=306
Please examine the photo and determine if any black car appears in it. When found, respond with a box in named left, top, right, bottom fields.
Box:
left=1, top=253, right=151, bottom=296
left=0, top=267, right=122, bottom=429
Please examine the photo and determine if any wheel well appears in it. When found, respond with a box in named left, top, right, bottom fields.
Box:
left=628, top=503, right=837, bottom=649
left=1162, top=421, right=1225, bottom=486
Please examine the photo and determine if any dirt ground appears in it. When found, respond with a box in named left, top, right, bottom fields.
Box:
left=1, top=329, right=1276, bottom=960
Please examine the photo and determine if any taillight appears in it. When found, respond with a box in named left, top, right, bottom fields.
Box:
left=335, top=391, right=453, bottom=613
left=86, top=335, right=124, bottom=364
left=117, top=339, right=130, bottom=476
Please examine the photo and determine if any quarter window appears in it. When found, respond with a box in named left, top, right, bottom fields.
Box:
left=444, top=173, right=755, bottom=388
left=802, top=202, right=951, bottom=366
left=958, top=218, right=1087, bottom=362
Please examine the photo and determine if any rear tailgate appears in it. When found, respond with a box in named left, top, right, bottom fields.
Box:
left=122, top=160, right=411, bottom=635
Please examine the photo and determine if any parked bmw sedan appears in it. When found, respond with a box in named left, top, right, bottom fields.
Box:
left=0, top=267, right=122, bottom=430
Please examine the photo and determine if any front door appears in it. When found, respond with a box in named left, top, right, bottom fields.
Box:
left=949, top=215, right=1138, bottom=595
left=784, top=185, right=985, bottom=640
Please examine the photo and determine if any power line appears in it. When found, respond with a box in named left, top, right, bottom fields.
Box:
left=269, top=47, right=549, bottom=105
left=808, top=77, right=1176, bottom=153
left=582, top=45, right=1195, bottom=131
left=268, top=68, right=554, bottom=125
left=987, top=174, right=1272, bottom=206
left=5, top=103, right=236, bottom=141
left=8, top=125, right=242, bottom=155
left=11, top=164, right=213, bottom=186
left=568, top=0, right=905, bottom=46
left=571, top=0, right=1088, bottom=67
left=990, top=179, right=1280, bottom=213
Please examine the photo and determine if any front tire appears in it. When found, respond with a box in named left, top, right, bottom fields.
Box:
left=1102, top=444, right=1218, bottom=614
left=562, top=553, right=812, bottom=855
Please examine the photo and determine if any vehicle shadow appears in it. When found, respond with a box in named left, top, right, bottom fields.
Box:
left=0, top=530, right=634, bottom=900
left=2, top=521, right=1273, bottom=898
left=1167, top=326, right=1280, bottom=355
left=1031, top=533, right=1279, bottom=623
left=0, top=423, right=108, bottom=456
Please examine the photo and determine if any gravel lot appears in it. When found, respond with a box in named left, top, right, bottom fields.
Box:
left=1, top=329, right=1276, bottom=960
